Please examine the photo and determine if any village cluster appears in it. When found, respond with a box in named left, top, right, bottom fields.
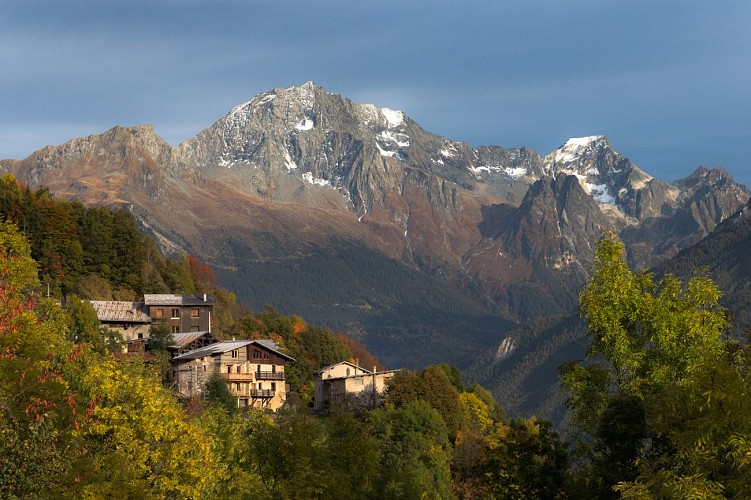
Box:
left=89, top=294, right=398, bottom=411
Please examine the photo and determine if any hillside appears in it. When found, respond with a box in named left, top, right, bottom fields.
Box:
left=654, top=198, right=751, bottom=337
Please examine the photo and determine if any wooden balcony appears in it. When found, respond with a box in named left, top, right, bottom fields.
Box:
left=250, top=389, right=276, bottom=398
left=255, top=371, right=285, bottom=381
left=222, top=372, right=254, bottom=382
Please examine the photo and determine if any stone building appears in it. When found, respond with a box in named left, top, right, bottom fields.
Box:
left=173, top=339, right=293, bottom=410
left=89, top=300, right=151, bottom=342
left=313, top=361, right=399, bottom=410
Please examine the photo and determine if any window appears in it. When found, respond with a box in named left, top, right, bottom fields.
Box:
left=236, top=365, right=241, bottom=373
left=155, top=308, right=163, bottom=319
left=171, top=326, right=179, bottom=334
left=271, top=382, right=276, bottom=392
left=346, top=368, right=351, bottom=376
left=232, top=350, right=238, bottom=359
left=137, top=333, right=143, bottom=339
left=171, top=308, right=180, bottom=319
left=203, top=365, right=206, bottom=372
left=190, top=308, right=200, bottom=318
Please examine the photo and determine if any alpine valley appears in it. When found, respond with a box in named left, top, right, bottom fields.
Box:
left=3, top=82, right=749, bottom=419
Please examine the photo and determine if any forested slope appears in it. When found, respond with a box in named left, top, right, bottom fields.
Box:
left=654, top=199, right=751, bottom=337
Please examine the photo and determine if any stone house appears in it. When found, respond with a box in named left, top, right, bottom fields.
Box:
left=173, top=339, right=294, bottom=410
left=313, top=361, right=399, bottom=410
left=89, top=300, right=151, bottom=342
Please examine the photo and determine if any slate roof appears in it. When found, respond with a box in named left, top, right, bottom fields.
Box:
left=170, top=331, right=212, bottom=349
left=143, top=294, right=217, bottom=306
left=89, top=301, right=151, bottom=323
left=172, top=339, right=295, bottom=362
left=256, top=339, right=282, bottom=351
left=173, top=341, right=254, bottom=361
left=249, top=340, right=295, bottom=361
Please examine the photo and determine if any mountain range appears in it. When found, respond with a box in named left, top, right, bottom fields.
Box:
left=2, top=82, right=749, bottom=414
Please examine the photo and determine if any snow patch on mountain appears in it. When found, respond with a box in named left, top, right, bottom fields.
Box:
left=375, top=128, right=410, bottom=159
left=440, top=142, right=458, bottom=158
left=295, top=117, right=314, bottom=131
left=470, top=164, right=528, bottom=179
left=376, top=143, right=397, bottom=158
left=381, top=108, right=404, bottom=128
left=283, top=149, right=298, bottom=170
left=585, top=182, right=615, bottom=205
left=254, top=93, right=276, bottom=107
left=379, top=130, right=410, bottom=148
left=504, top=167, right=528, bottom=179
left=302, top=172, right=331, bottom=187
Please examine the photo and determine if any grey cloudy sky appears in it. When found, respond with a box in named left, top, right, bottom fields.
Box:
left=2, top=0, right=750, bottom=186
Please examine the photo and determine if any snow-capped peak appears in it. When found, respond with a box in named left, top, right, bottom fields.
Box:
left=549, top=135, right=607, bottom=167
left=565, top=135, right=605, bottom=148
left=381, top=108, right=404, bottom=128
left=543, top=135, right=622, bottom=206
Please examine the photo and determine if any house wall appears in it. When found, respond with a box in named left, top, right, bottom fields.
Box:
left=313, top=363, right=371, bottom=410
left=316, top=371, right=398, bottom=410
left=174, top=347, right=288, bottom=411
left=147, top=304, right=212, bottom=333
left=174, top=355, right=219, bottom=398
left=102, top=322, right=151, bottom=343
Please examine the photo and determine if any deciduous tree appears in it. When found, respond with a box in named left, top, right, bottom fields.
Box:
left=561, top=235, right=741, bottom=497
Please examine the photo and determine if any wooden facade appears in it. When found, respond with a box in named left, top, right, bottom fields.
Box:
left=172, top=340, right=294, bottom=411
left=144, top=294, right=215, bottom=334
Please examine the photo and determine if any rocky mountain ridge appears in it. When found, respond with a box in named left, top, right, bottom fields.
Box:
left=1, top=81, right=748, bottom=368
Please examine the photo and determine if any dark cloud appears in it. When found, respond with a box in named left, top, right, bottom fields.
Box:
left=1, top=0, right=749, bottom=187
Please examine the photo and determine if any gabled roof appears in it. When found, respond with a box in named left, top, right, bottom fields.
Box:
left=89, top=301, right=151, bottom=323
left=248, top=340, right=295, bottom=361
left=314, top=361, right=372, bottom=375
left=255, top=339, right=282, bottom=351
left=172, top=338, right=296, bottom=362
left=173, top=340, right=253, bottom=361
left=143, top=294, right=217, bottom=306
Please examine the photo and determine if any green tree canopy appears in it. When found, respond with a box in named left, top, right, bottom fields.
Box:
left=560, top=235, right=750, bottom=498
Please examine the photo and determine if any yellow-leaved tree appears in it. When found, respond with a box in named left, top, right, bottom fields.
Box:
left=0, top=221, right=226, bottom=498
left=72, top=357, right=225, bottom=498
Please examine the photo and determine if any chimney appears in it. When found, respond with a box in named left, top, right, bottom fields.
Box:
left=373, top=365, right=377, bottom=374
left=355, top=358, right=359, bottom=368
left=203, top=293, right=207, bottom=302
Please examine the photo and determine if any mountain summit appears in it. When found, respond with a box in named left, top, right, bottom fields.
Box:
left=1, top=82, right=748, bottom=368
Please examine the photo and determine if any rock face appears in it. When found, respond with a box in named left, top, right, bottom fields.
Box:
left=1, top=81, right=749, bottom=367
